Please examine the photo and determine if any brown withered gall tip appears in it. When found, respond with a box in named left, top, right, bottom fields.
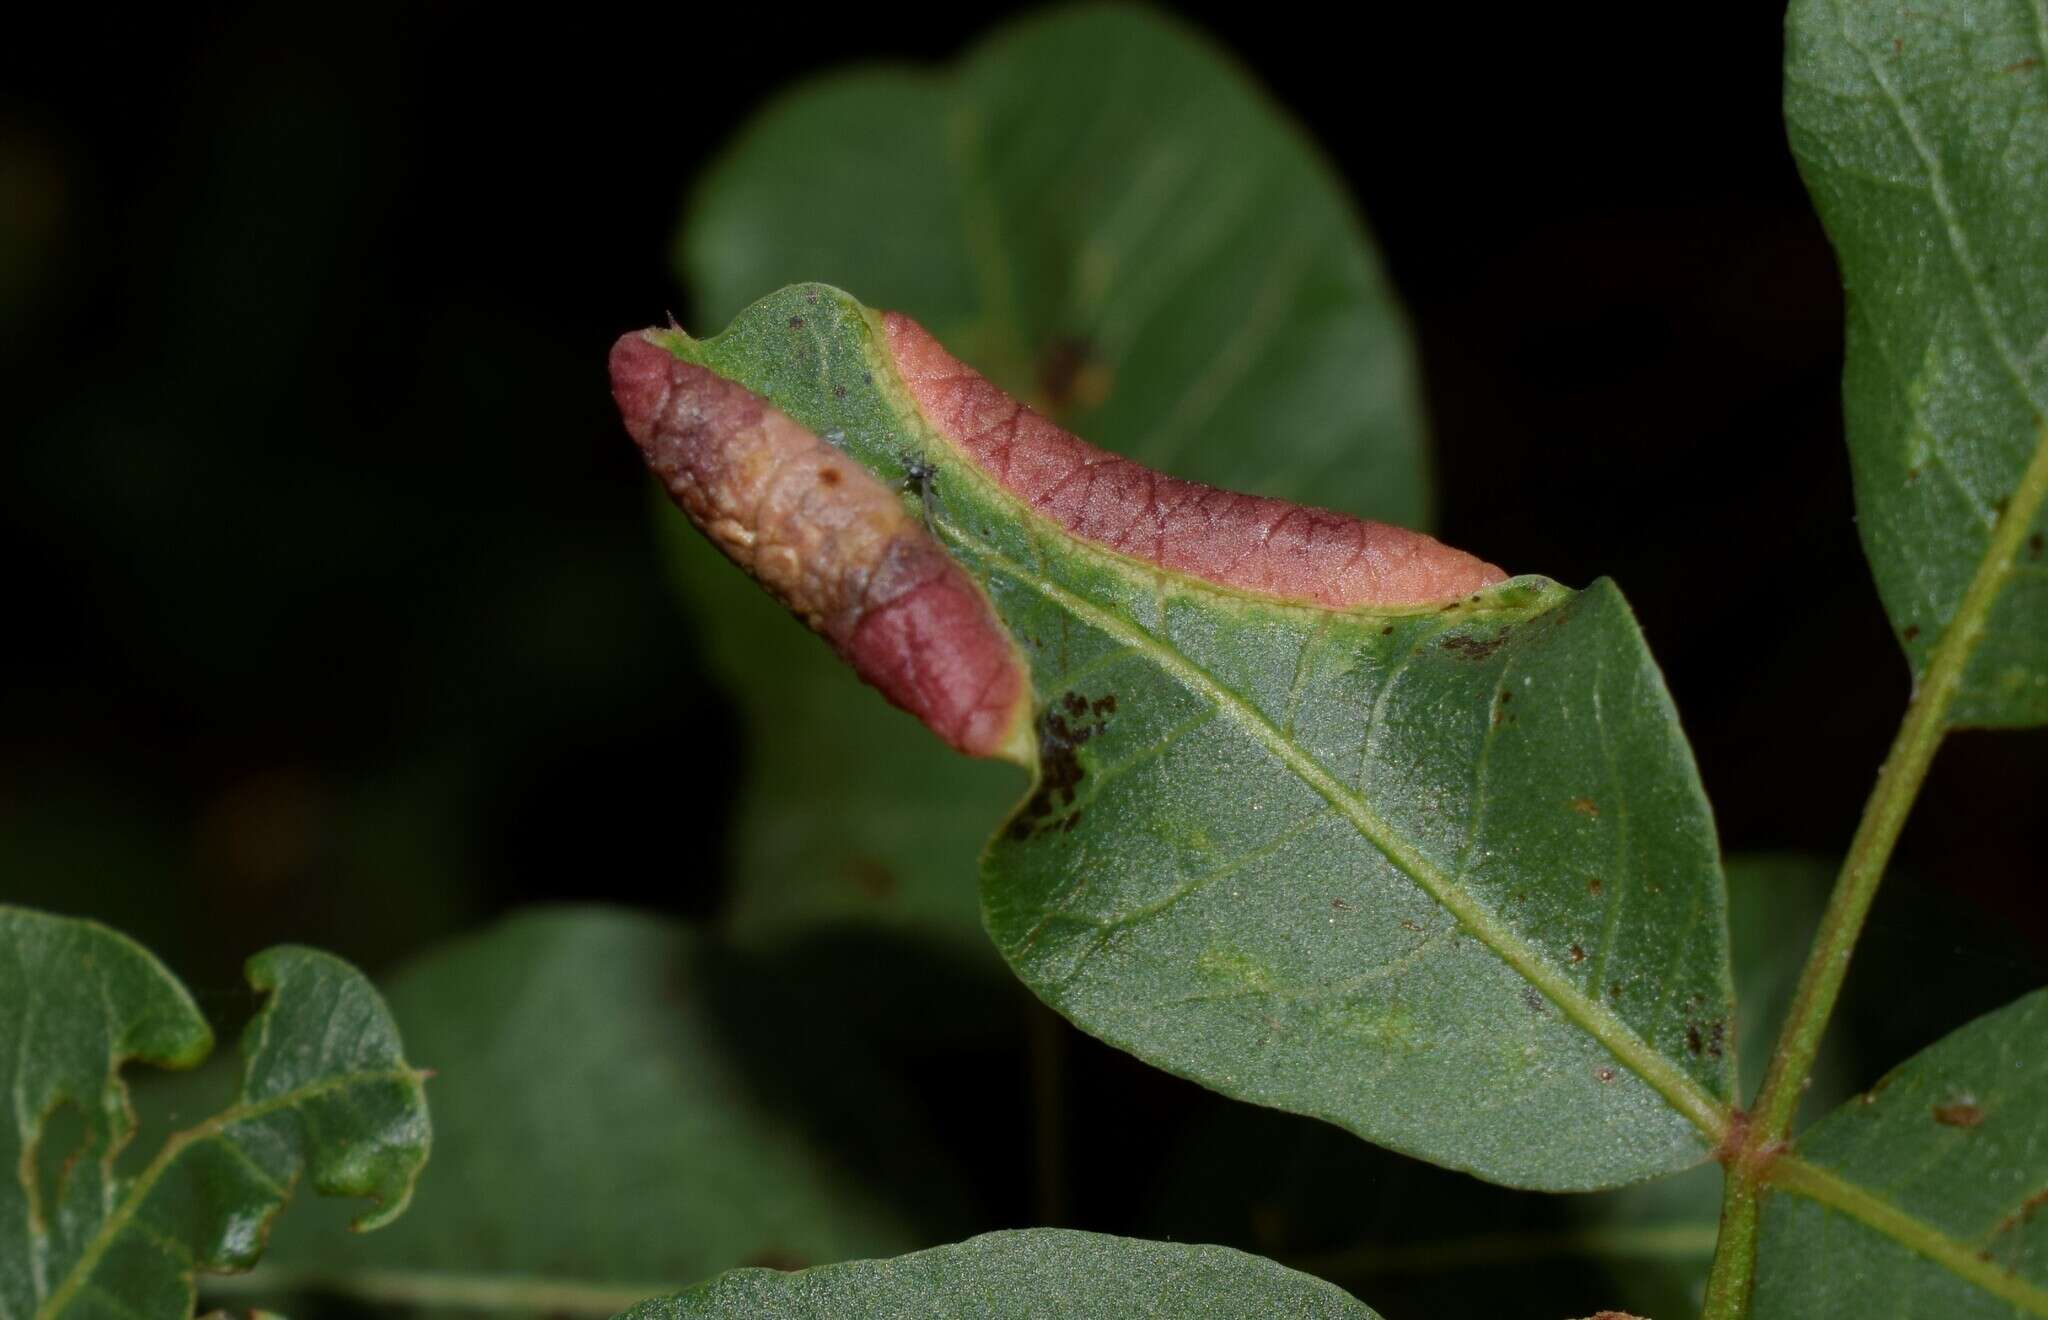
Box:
left=610, top=332, right=1032, bottom=761
left=884, top=312, right=1507, bottom=607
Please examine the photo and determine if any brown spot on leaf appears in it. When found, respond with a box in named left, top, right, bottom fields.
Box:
left=1594, top=1066, right=1617, bottom=1084
left=818, top=467, right=842, bottom=487
left=1903, top=624, right=1921, bottom=641
left=1569, top=797, right=1600, bottom=818
left=1523, top=987, right=1549, bottom=1015
left=1008, top=692, right=1116, bottom=839
left=1440, top=629, right=1509, bottom=660
left=2001, top=56, right=2041, bottom=74
left=1992, top=1187, right=2048, bottom=1239
left=1587, top=877, right=1604, bottom=897
left=2029, top=532, right=2044, bottom=560
left=1569, top=944, right=1586, bottom=963
left=1686, top=1025, right=1703, bottom=1055
left=1933, top=1101, right=1985, bottom=1128
left=787, top=316, right=804, bottom=329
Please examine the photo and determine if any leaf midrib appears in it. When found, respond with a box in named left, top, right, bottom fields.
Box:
left=1769, top=1154, right=2048, bottom=1315
left=954, top=528, right=1730, bottom=1144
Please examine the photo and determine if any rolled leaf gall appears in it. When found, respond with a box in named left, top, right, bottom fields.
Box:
left=883, top=311, right=1505, bottom=607
left=611, top=332, right=1033, bottom=762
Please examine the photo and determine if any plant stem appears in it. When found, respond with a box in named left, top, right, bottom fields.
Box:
left=1701, top=1158, right=1763, bottom=1317
left=1699, top=417, right=2048, bottom=1319
left=1756, top=418, right=2048, bottom=1144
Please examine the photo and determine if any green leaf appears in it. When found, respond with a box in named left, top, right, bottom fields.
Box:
left=657, top=283, right=1733, bottom=1190
left=0, top=906, right=429, bottom=1320
left=1137, top=856, right=1835, bottom=1319
left=672, top=3, right=1431, bottom=951
left=234, top=908, right=972, bottom=1315
left=1785, top=0, right=2048, bottom=727
left=1754, top=989, right=2048, bottom=1318
left=624, top=1228, right=1381, bottom=1319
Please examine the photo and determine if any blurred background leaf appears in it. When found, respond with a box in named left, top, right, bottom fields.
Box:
left=183, top=909, right=975, bottom=1317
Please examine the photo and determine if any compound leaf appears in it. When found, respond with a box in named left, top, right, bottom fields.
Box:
left=236, top=908, right=970, bottom=1314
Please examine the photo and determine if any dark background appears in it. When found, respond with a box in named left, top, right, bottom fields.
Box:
left=4, top=2, right=2043, bottom=1312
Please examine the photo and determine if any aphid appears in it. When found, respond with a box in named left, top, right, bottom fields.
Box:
left=610, top=332, right=1032, bottom=762
left=882, top=312, right=1506, bottom=607
left=901, top=456, right=942, bottom=530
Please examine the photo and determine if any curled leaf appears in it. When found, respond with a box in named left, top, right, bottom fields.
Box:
left=613, top=333, right=1031, bottom=760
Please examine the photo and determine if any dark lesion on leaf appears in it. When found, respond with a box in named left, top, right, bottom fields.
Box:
left=1931, top=1099, right=1986, bottom=1128
left=1991, top=1188, right=2048, bottom=1242
left=1684, top=1020, right=1726, bottom=1059
left=1439, top=627, right=1511, bottom=661
left=1007, top=691, right=1117, bottom=840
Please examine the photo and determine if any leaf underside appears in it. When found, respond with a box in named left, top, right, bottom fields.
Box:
left=623, top=1228, right=1380, bottom=1320
left=0, top=906, right=429, bottom=1320
left=1785, top=0, right=2048, bottom=727
left=1755, top=990, right=2048, bottom=1318
left=661, top=283, right=1734, bottom=1190
left=670, top=3, right=1433, bottom=951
